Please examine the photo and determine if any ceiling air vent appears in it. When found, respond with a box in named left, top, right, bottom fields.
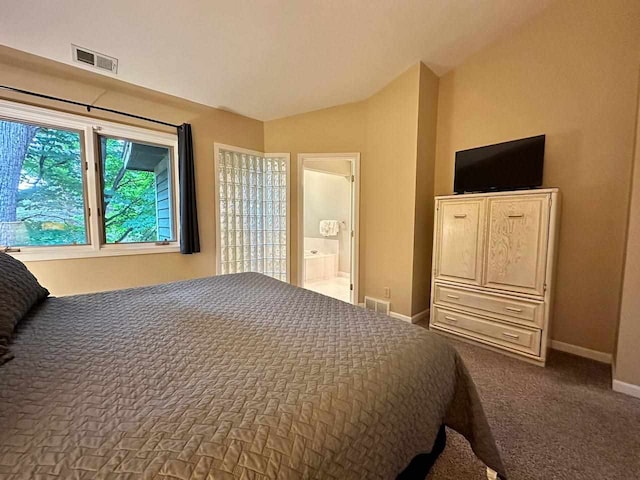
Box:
left=364, top=296, right=390, bottom=316
left=72, top=45, right=118, bottom=74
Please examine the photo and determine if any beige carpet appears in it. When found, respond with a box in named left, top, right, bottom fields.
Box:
left=416, top=327, right=640, bottom=480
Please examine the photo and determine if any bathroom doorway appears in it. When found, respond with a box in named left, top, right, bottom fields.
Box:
left=298, top=153, right=359, bottom=303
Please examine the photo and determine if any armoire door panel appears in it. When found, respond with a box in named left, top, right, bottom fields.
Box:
left=435, top=199, right=485, bottom=285
left=484, top=195, right=549, bottom=295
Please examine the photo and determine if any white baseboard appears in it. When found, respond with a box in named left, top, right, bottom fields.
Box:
left=410, top=308, right=430, bottom=324
left=359, top=303, right=430, bottom=325
left=612, top=379, right=640, bottom=399
left=550, top=340, right=612, bottom=364
left=389, top=311, right=411, bottom=322
left=390, top=308, right=430, bottom=324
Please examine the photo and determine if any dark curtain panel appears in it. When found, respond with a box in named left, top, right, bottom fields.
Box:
left=177, top=124, right=200, bottom=254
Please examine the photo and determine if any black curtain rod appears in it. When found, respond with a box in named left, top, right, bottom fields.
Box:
left=0, top=85, right=181, bottom=129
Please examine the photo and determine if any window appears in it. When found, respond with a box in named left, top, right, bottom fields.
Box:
left=0, top=100, right=179, bottom=260
left=98, top=136, right=174, bottom=244
left=0, top=119, right=88, bottom=248
left=215, top=144, right=290, bottom=282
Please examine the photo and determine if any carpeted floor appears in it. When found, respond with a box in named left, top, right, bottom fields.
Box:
left=416, top=328, right=640, bottom=480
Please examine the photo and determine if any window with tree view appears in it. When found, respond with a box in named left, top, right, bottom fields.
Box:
left=99, top=137, right=174, bottom=244
left=0, top=100, right=178, bottom=258
left=0, top=118, right=88, bottom=248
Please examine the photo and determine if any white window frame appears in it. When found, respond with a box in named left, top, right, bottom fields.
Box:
left=213, top=143, right=291, bottom=282
left=0, top=99, right=180, bottom=261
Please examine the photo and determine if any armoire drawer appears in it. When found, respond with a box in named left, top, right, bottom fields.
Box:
left=433, top=283, right=543, bottom=328
left=431, top=306, right=541, bottom=356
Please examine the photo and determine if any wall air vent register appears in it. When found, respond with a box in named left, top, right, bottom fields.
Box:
left=72, top=45, right=118, bottom=74
left=364, top=296, right=391, bottom=315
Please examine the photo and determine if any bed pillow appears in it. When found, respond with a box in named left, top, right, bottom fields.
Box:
left=0, top=252, right=49, bottom=363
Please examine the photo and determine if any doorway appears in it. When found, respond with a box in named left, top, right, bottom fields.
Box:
left=298, top=153, right=359, bottom=303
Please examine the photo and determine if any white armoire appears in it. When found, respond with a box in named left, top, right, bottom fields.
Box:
left=429, top=188, right=560, bottom=365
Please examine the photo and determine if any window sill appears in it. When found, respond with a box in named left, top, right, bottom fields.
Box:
left=8, top=244, right=181, bottom=263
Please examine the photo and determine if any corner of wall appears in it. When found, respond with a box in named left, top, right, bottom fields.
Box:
left=410, top=63, right=440, bottom=316
left=613, top=68, right=640, bottom=387
left=262, top=62, right=440, bottom=318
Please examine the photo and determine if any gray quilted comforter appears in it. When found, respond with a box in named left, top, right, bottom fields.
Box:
left=0, top=273, right=505, bottom=479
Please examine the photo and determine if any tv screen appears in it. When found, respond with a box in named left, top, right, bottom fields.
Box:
left=454, top=135, right=545, bottom=194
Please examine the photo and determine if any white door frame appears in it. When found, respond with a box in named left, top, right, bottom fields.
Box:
left=297, top=153, right=360, bottom=304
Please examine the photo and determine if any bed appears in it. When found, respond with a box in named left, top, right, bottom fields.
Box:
left=0, top=272, right=506, bottom=479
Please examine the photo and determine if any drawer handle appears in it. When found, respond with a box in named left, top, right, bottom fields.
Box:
left=508, top=214, right=524, bottom=218
left=444, top=316, right=458, bottom=323
left=502, top=332, right=520, bottom=339
left=453, top=214, right=467, bottom=218
left=446, top=294, right=460, bottom=299
left=505, top=306, right=523, bottom=313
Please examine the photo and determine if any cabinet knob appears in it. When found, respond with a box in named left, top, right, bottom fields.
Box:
left=444, top=316, right=458, bottom=323
left=502, top=332, right=520, bottom=339
left=446, top=294, right=460, bottom=299
left=453, top=214, right=467, bottom=219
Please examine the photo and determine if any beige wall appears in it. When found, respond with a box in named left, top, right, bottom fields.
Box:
left=435, top=0, right=640, bottom=353
left=412, top=64, right=440, bottom=314
left=363, top=64, right=421, bottom=316
left=0, top=46, right=264, bottom=296
left=615, top=84, right=640, bottom=386
left=266, top=64, right=438, bottom=317
left=265, top=100, right=368, bottom=292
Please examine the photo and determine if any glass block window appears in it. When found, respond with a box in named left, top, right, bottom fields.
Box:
left=217, top=148, right=288, bottom=281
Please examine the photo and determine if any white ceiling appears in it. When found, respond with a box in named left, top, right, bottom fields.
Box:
left=0, top=0, right=550, bottom=120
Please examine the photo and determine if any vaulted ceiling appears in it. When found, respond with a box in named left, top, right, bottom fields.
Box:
left=0, top=0, right=550, bottom=120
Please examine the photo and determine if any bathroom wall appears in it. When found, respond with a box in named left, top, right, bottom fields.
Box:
left=303, top=169, right=351, bottom=274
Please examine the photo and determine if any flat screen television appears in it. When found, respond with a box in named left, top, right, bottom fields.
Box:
left=454, top=135, right=545, bottom=193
